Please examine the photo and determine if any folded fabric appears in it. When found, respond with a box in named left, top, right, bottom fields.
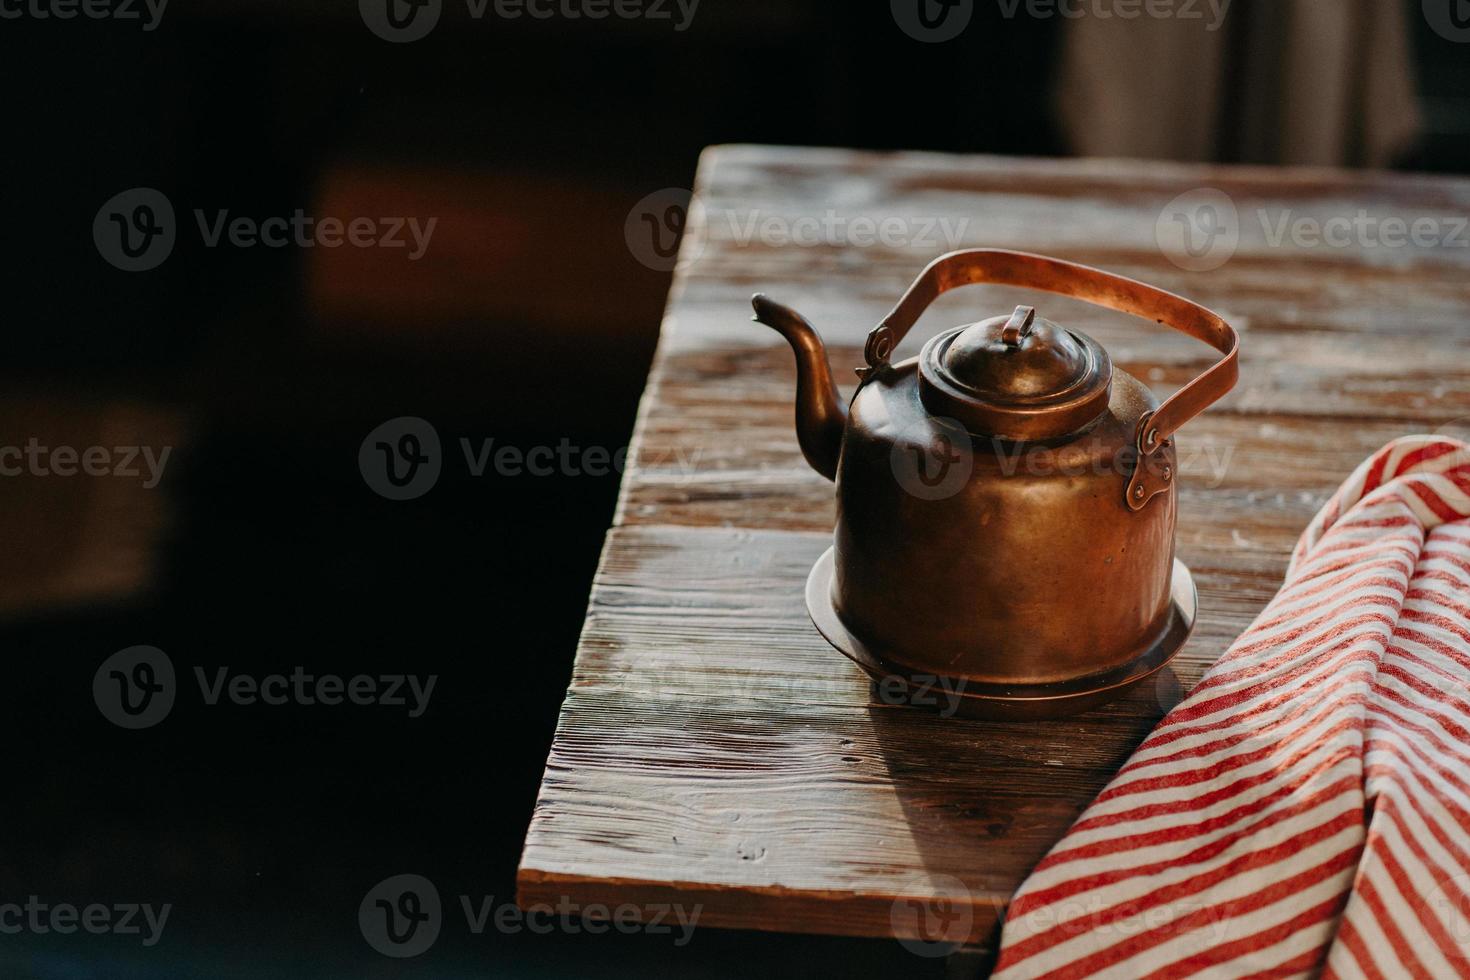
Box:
left=995, top=436, right=1470, bottom=979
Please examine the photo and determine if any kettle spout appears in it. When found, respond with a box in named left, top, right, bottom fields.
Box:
left=751, top=294, right=846, bottom=481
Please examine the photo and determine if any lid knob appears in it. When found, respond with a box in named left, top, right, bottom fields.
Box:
left=1001, top=306, right=1036, bottom=347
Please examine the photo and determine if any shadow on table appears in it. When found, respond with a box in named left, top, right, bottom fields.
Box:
left=864, top=666, right=1177, bottom=962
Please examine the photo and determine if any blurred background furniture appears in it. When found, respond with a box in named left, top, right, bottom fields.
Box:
left=1054, top=0, right=1425, bottom=166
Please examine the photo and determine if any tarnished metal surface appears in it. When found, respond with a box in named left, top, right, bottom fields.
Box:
left=753, top=248, right=1239, bottom=718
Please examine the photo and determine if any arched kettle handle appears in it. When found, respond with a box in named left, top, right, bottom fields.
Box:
left=863, top=248, right=1239, bottom=511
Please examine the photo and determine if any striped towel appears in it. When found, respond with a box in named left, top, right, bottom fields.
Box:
left=994, top=435, right=1470, bottom=979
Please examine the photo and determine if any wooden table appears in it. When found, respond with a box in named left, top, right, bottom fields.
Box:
left=517, top=146, right=1470, bottom=957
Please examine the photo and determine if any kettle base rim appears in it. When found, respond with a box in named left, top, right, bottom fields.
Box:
left=805, top=548, right=1197, bottom=722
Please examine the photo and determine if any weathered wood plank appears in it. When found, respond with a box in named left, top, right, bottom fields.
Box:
left=521, top=521, right=1268, bottom=942
left=570, top=525, right=1248, bottom=710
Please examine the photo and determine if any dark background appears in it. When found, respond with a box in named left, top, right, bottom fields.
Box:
left=0, top=2, right=1466, bottom=977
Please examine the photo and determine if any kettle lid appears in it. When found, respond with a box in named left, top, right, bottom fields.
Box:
left=918, top=305, right=1112, bottom=442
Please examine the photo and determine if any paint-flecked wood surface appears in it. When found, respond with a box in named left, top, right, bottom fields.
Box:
left=517, top=146, right=1470, bottom=946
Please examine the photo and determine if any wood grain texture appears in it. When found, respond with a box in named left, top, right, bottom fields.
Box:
left=518, top=145, right=1470, bottom=946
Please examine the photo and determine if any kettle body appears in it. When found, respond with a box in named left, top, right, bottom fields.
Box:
left=835, top=355, right=1175, bottom=687
left=754, top=249, right=1238, bottom=718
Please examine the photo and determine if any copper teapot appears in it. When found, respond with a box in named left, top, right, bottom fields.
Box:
left=753, top=250, right=1238, bottom=719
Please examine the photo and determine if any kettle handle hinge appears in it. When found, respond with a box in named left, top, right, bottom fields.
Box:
left=1126, top=411, right=1174, bottom=512
left=859, top=325, right=899, bottom=381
